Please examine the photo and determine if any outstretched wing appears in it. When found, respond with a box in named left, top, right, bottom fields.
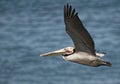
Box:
left=64, top=4, right=95, bottom=55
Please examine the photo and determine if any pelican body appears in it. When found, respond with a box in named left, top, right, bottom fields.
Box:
left=40, top=4, right=112, bottom=67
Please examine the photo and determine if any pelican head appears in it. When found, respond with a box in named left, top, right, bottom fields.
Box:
left=40, top=47, right=74, bottom=57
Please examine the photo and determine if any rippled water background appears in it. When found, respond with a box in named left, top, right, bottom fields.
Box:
left=0, top=0, right=120, bottom=84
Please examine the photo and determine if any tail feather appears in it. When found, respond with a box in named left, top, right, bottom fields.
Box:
left=103, top=61, right=112, bottom=67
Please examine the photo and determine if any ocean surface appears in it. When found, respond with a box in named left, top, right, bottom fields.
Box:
left=0, top=0, right=120, bottom=84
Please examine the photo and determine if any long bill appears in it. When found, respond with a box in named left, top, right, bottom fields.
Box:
left=40, top=48, right=66, bottom=56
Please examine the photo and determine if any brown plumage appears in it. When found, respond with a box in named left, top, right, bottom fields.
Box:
left=64, top=4, right=95, bottom=55
left=40, top=3, right=112, bottom=67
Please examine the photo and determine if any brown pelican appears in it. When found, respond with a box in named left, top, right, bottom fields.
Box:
left=40, top=4, right=112, bottom=67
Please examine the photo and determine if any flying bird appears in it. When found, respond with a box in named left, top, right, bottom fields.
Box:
left=40, top=4, right=112, bottom=67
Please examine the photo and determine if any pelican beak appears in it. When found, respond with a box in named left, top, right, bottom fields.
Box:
left=40, top=48, right=66, bottom=56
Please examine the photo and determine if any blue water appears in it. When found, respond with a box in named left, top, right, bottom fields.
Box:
left=0, top=0, right=120, bottom=84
